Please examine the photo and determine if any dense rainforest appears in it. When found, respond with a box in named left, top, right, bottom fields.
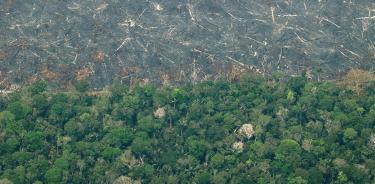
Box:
left=1, top=73, right=375, bottom=184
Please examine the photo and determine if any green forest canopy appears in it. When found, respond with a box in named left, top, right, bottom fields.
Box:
left=1, top=73, right=375, bottom=183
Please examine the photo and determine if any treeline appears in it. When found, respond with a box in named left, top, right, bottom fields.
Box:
left=1, top=74, right=375, bottom=183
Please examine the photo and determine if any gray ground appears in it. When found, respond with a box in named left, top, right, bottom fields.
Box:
left=0, top=0, right=374, bottom=89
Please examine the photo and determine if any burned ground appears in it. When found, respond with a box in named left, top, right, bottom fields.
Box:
left=0, top=0, right=374, bottom=89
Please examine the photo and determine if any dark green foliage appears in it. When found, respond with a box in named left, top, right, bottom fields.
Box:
left=188, top=138, right=209, bottom=161
left=288, top=75, right=307, bottom=95
left=1, top=76, right=375, bottom=183
left=102, top=128, right=133, bottom=147
left=44, top=167, right=63, bottom=184
left=132, top=164, right=154, bottom=182
left=131, top=135, right=152, bottom=157
left=6, top=101, right=32, bottom=120
left=195, top=171, right=212, bottom=184
left=274, top=139, right=302, bottom=173
left=73, top=80, right=90, bottom=93
left=0, top=111, right=15, bottom=126
left=32, top=94, right=50, bottom=114
left=102, top=147, right=121, bottom=161
left=29, top=80, right=48, bottom=95
left=23, top=131, right=45, bottom=152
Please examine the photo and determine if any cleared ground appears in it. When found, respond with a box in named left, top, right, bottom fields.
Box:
left=0, top=0, right=374, bottom=88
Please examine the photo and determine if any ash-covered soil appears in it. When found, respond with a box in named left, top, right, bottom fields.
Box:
left=0, top=0, right=374, bottom=89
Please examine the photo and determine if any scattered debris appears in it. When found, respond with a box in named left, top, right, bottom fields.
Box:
left=151, top=2, right=163, bottom=11
left=41, top=68, right=58, bottom=81
left=94, top=51, right=106, bottom=62
left=95, top=1, right=109, bottom=12
left=0, top=50, right=8, bottom=60
left=75, top=67, right=93, bottom=81
left=0, top=1, right=374, bottom=88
